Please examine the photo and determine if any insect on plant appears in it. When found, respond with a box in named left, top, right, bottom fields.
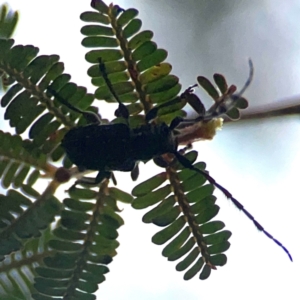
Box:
left=0, top=3, right=295, bottom=298
left=49, top=58, right=292, bottom=263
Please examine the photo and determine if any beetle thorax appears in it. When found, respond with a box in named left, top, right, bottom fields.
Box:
left=130, top=123, right=177, bottom=161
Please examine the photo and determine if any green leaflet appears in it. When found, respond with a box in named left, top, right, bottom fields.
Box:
left=117, top=8, right=138, bottom=26
left=128, top=30, right=154, bottom=49
left=0, top=4, right=18, bottom=40
left=204, top=230, right=232, bottom=245
left=82, top=36, right=119, bottom=48
left=132, top=172, right=167, bottom=196
left=137, top=49, right=168, bottom=72
left=208, top=241, right=231, bottom=255
left=168, top=238, right=195, bottom=261
left=29, top=113, right=54, bottom=139
left=226, top=107, right=240, bottom=119
left=92, top=71, right=130, bottom=87
left=132, top=40, right=157, bottom=61
left=13, top=165, right=30, bottom=187
left=151, top=205, right=181, bottom=226
left=68, top=187, right=97, bottom=200
left=109, top=187, right=133, bottom=203
left=1, top=83, right=22, bottom=106
left=190, top=195, right=216, bottom=214
left=26, top=170, right=40, bottom=186
left=199, top=264, right=211, bottom=280
left=184, top=257, right=205, bottom=280
left=197, top=76, right=219, bottom=101
left=90, top=0, right=108, bottom=14
left=96, top=81, right=135, bottom=98
left=181, top=172, right=207, bottom=192
left=80, top=11, right=109, bottom=24
left=43, top=252, right=78, bottom=269
left=152, top=216, right=185, bottom=245
left=123, top=19, right=142, bottom=39
left=132, top=184, right=171, bottom=209
left=194, top=205, right=220, bottom=224
left=85, top=49, right=123, bottom=63
left=148, top=83, right=182, bottom=104
left=53, top=227, right=85, bottom=241
left=200, top=220, right=225, bottom=234
left=139, top=63, right=172, bottom=85
left=210, top=253, right=227, bottom=266
left=162, top=227, right=191, bottom=258
left=186, top=184, right=214, bottom=203
left=81, top=24, right=114, bottom=37
left=176, top=247, right=200, bottom=271
left=213, top=73, right=228, bottom=94
left=142, top=195, right=175, bottom=223
left=35, top=267, right=73, bottom=279
left=144, top=74, right=179, bottom=95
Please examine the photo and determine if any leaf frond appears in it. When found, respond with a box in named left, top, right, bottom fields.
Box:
left=0, top=130, right=55, bottom=188
left=0, top=39, right=95, bottom=165
left=32, top=181, right=127, bottom=299
left=81, top=2, right=185, bottom=123
left=0, top=186, right=62, bottom=261
left=0, top=227, right=54, bottom=300
left=132, top=150, right=231, bottom=280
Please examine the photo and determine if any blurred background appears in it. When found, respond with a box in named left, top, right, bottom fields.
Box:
left=2, top=0, right=299, bottom=299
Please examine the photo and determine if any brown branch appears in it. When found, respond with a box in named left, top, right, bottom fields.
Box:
left=224, top=96, right=300, bottom=123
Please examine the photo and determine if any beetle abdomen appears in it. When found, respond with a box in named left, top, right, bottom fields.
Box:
left=62, top=123, right=135, bottom=171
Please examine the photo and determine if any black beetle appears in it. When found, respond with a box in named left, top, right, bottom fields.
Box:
left=48, top=59, right=292, bottom=261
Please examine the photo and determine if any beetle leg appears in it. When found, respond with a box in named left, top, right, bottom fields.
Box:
left=153, top=156, right=169, bottom=168
left=130, top=163, right=139, bottom=181
left=146, top=84, right=200, bottom=123
left=110, top=172, right=117, bottom=185
left=71, top=171, right=112, bottom=188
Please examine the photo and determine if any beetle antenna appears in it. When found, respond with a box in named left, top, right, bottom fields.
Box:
left=47, top=87, right=102, bottom=124
left=98, top=58, right=129, bottom=119
left=235, top=58, right=254, bottom=98
left=173, top=151, right=293, bottom=261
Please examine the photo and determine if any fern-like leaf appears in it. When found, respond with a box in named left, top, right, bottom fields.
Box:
left=0, top=227, right=54, bottom=300
left=132, top=151, right=230, bottom=280
left=32, top=182, right=130, bottom=299
left=0, top=186, right=61, bottom=261
left=0, top=131, right=53, bottom=188
left=81, top=1, right=186, bottom=126
left=0, top=39, right=95, bottom=165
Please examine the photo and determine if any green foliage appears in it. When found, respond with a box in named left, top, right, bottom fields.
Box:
left=0, top=3, right=18, bottom=93
left=0, top=1, right=251, bottom=299
left=0, top=227, right=53, bottom=300
left=132, top=151, right=230, bottom=280
left=32, top=185, right=124, bottom=300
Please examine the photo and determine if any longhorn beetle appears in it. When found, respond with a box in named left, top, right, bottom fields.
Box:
left=48, top=59, right=292, bottom=262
